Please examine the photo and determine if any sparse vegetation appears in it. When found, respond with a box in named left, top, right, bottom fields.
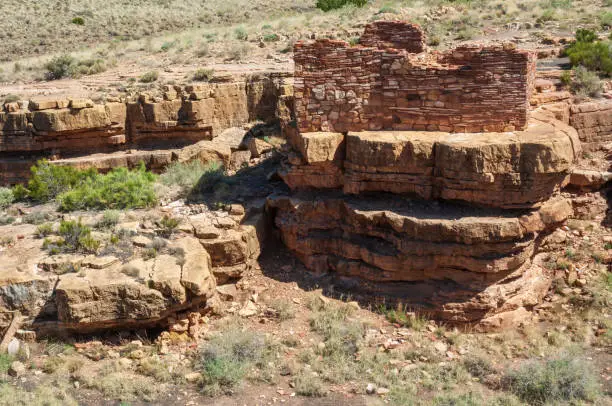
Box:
left=43, top=219, right=100, bottom=254
left=192, top=68, right=214, bottom=81
left=97, top=210, right=121, bottom=229
left=197, top=324, right=275, bottom=395
left=502, top=355, right=601, bottom=405
left=139, top=71, right=159, bottom=83
left=157, top=215, right=179, bottom=238
left=316, top=0, right=367, bottom=12
left=0, top=188, right=14, bottom=209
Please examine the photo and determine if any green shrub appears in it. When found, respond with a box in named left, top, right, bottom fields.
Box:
left=139, top=71, right=159, bottom=83
left=3, top=94, right=20, bottom=103
left=571, top=66, right=603, bottom=97
left=18, top=160, right=97, bottom=203
left=157, top=215, right=179, bottom=238
left=197, top=326, right=271, bottom=395
left=565, top=30, right=612, bottom=76
left=502, top=356, right=600, bottom=405
left=0, top=187, right=14, bottom=209
left=71, top=58, right=107, bottom=77
left=192, top=68, right=214, bottom=81
left=97, top=210, right=120, bottom=229
left=71, top=17, right=85, bottom=25
left=57, top=163, right=157, bottom=211
left=234, top=26, right=248, bottom=41
left=316, top=0, right=367, bottom=12
left=44, top=219, right=100, bottom=254
left=36, top=223, right=54, bottom=238
left=44, top=54, right=77, bottom=80
left=263, top=33, right=280, bottom=42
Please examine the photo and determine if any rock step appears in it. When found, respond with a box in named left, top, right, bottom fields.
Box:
left=267, top=193, right=571, bottom=327
left=282, top=111, right=580, bottom=208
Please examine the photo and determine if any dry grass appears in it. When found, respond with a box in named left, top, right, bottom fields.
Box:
left=0, top=0, right=608, bottom=85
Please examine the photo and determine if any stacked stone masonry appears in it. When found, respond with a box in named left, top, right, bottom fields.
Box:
left=294, top=21, right=536, bottom=134
left=358, top=20, right=426, bottom=53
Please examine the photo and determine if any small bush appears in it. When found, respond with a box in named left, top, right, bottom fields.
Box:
left=160, top=161, right=222, bottom=196
left=316, top=0, right=367, bottom=12
left=234, top=26, right=248, bottom=41
left=17, top=160, right=97, bottom=203
left=463, top=355, right=496, bottom=379
left=71, top=17, right=85, bottom=25
left=139, top=71, right=159, bottom=83
left=269, top=299, right=296, bottom=321
left=44, top=55, right=76, bottom=80
left=192, top=68, right=214, bottom=81
left=57, top=163, right=157, bottom=211
left=502, top=356, right=600, bottom=405
left=23, top=210, right=53, bottom=225
left=197, top=326, right=271, bottom=395
left=310, top=302, right=365, bottom=358
left=380, top=304, right=428, bottom=330
left=3, top=94, right=20, bottom=103
left=565, top=30, right=612, bottom=76
left=0, top=187, right=14, bottom=209
left=97, top=210, right=120, bottom=229
left=263, top=33, right=280, bottom=42
left=294, top=372, right=326, bottom=397
left=571, top=66, right=603, bottom=97
left=43, top=219, right=100, bottom=254
left=157, top=215, right=179, bottom=238
left=36, top=223, right=54, bottom=238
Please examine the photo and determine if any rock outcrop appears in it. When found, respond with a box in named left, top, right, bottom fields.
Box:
left=569, top=100, right=612, bottom=151
left=0, top=73, right=291, bottom=184
left=282, top=111, right=580, bottom=209
left=269, top=21, right=580, bottom=330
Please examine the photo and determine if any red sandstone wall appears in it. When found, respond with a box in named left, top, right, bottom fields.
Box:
left=569, top=100, right=612, bottom=150
left=359, top=21, right=425, bottom=53
left=294, top=33, right=536, bottom=133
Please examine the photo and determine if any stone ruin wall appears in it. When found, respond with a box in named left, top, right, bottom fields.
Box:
left=0, top=73, right=292, bottom=184
left=358, top=20, right=426, bottom=52
left=294, top=23, right=536, bottom=134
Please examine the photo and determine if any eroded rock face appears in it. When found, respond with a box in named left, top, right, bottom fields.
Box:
left=569, top=100, right=612, bottom=151
left=281, top=112, right=581, bottom=208
left=0, top=73, right=291, bottom=185
left=268, top=193, right=571, bottom=327
left=53, top=237, right=215, bottom=331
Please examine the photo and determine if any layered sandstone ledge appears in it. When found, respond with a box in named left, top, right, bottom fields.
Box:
left=268, top=193, right=571, bottom=328
left=281, top=111, right=581, bottom=208
left=0, top=206, right=266, bottom=334
left=0, top=73, right=293, bottom=184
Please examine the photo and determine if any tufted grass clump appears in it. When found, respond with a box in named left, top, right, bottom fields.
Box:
left=139, top=71, right=159, bottom=83
left=43, top=219, right=100, bottom=255
left=192, top=68, right=214, bottom=81
left=197, top=324, right=275, bottom=395
left=501, top=355, right=601, bottom=405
